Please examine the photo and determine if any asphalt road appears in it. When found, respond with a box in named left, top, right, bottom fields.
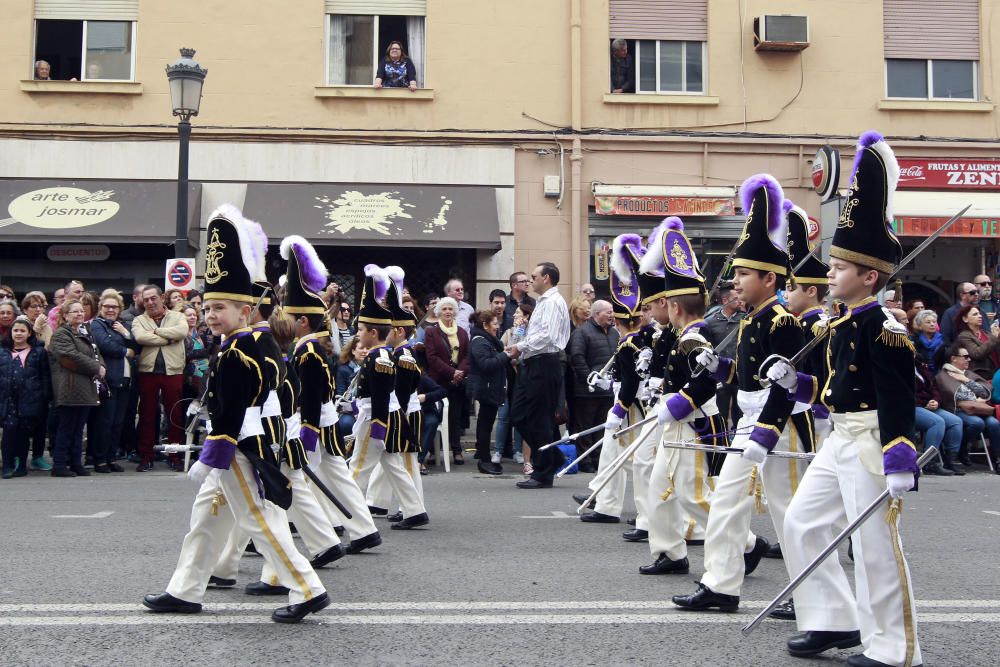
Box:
left=1, top=457, right=998, bottom=666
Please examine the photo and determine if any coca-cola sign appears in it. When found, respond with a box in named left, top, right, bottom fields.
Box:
left=897, top=158, right=1000, bottom=190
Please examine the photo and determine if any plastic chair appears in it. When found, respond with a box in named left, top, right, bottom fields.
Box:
left=968, top=434, right=996, bottom=473
left=433, top=398, right=451, bottom=473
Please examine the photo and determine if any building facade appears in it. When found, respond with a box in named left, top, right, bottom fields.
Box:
left=1, top=0, right=998, bottom=310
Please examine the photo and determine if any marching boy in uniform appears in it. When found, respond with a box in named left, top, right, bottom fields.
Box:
left=673, top=174, right=816, bottom=612
left=281, top=236, right=381, bottom=554
left=349, top=265, right=429, bottom=531
left=768, top=132, right=922, bottom=667
left=640, top=217, right=729, bottom=575
left=143, top=207, right=328, bottom=624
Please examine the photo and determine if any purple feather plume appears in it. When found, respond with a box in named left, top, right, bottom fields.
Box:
left=611, top=233, right=644, bottom=285
left=782, top=199, right=793, bottom=215
left=279, top=235, right=328, bottom=294
left=739, top=173, right=784, bottom=242
left=850, top=130, right=885, bottom=183
left=663, top=216, right=683, bottom=231
left=364, top=264, right=389, bottom=302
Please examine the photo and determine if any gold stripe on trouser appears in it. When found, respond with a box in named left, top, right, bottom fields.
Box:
left=693, top=451, right=710, bottom=514
left=887, top=499, right=917, bottom=667
left=352, top=434, right=371, bottom=481
left=788, top=423, right=800, bottom=495
left=231, top=462, right=312, bottom=601
left=683, top=518, right=696, bottom=540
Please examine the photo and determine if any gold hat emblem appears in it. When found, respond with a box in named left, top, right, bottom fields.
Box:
left=671, top=239, right=691, bottom=271
left=204, top=226, right=228, bottom=284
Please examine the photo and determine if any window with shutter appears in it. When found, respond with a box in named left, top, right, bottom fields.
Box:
left=326, top=2, right=427, bottom=87
left=33, top=2, right=137, bottom=82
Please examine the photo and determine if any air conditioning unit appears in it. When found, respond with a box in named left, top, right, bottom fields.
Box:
left=754, top=15, right=809, bottom=52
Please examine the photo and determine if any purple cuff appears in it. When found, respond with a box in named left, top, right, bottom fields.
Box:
left=199, top=437, right=236, bottom=469
left=710, top=357, right=734, bottom=383
left=749, top=425, right=779, bottom=451
left=351, top=399, right=358, bottom=417
left=812, top=403, right=830, bottom=420
left=370, top=422, right=387, bottom=441
left=610, top=403, right=627, bottom=420
left=300, top=428, right=318, bottom=453
left=666, top=393, right=694, bottom=421
left=791, top=373, right=816, bottom=404
left=883, top=443, right=919, bottom=475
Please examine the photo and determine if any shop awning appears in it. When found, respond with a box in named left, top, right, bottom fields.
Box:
left=242, top=183, right=502, bottom=250
left=892, top=191, right=1000, bottom=238
left=0, top=179, right=202, bottom=247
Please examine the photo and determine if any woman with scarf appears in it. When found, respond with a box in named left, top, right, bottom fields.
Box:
left=935, top=343, right=1000, bottom=472
left=912, top=309, right=944, bottom=371
left=89, top=290, right=135, bottom=472
left=954, top=304, right=1000, bottom=379
left=423, top=297, right=470, bottom=465
left=373, top=41, right=417, bottom=91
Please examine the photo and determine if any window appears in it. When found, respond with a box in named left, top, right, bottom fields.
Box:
left=635, top=40, right=704, bottom=94
left=886, top=59, right=977, bottom=100
left=34, top=19, right=135, bottom=81
left=327, top=14, right=425, bottom=87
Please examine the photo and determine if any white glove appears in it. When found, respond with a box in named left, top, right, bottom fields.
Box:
left=886, top=472, right=914, bottom=499
left=656, top=396, right=677, bottom=425
left=188, top=460, right=220, bottom=485
left=336, top=400, right=353, bottom=415
left=766, top=359, right=799, bottom=391
left=186, top=400, right=202, bottom=417
left=308, top=445, right=323, bottom=471
left=636, top=347, right=653, bottom=374
left=587, top=371, right=612, bottom=391
left=648, top=377, right=664, bottom=393
left=637, top=381, right=652, bottom=403
left=695, top=349, right=720, bottom=373
left=604, top=410, right=623, bottom=431
left=741, top=442, right=769, bottom=465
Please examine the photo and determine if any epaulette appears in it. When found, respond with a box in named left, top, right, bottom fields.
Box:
left=397, top=352, right=419, bottom=372
left=811, top=315, right=830, bottom=339
left=769, top=307, right=800, bottom=333
left=375, top=348, right=395, bottom=375
left=876, top=311, right=915, bottom=351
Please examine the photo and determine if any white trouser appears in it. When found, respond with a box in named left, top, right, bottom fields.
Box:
left=784, top=413, right=921, bottom=667
left=367, top=451, right=424, bottom=510
left=311, top=453, right=377, bottom=541
left=350, top=415, right=426, bottom=519
left=590, top=405, right=650, bottom=523
left=214, top=465, right=340, bottom=583
left=814, top=416, right=832, bottom=448
left=699, top=390, right=809, bottom=596
left=166, top=451, right=324, bottom=605
left=647, top=419, right=756, bottom=560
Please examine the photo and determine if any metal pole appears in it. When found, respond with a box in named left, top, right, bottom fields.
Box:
left=174, top=119, right=191, bottom=259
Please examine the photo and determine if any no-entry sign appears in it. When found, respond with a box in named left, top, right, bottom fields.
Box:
left=165, top=258, right=196, bottom=291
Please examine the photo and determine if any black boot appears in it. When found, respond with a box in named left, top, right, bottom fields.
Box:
left=958, top=441, right=973, bottom=466
left=923, top=454, right=954, bottom=476
left=941, top=451, right=965, bottom=476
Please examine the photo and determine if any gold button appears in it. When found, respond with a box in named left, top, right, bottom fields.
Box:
left=750, top=356, right=756, bottom=362
left=750, top=337, right=756, bottom=343
left=852, top=322, right=858, bottom=328
left=849, top=364, right=857, bottom=371
left=209, top=392, right=214, bottom=398
left=753, top=374, right=759, bottom=381
left=668, top=365, right=674, bottom=371
left=670, top=350, right=677, bottom=356
left=860, top=402, right=869, bottom=409
left=850, top=342, right=855, bottom=349
left=831, top=370, right=836, bottom=376
left=826, top=389, right=833, bottom=396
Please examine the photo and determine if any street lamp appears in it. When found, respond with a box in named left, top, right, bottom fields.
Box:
left=165, top=48, right=207, bottom=259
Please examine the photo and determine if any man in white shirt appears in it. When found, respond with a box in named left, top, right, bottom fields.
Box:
left=445, top=279, right=475, bottom=333
left=507, top=262, right=571, bottom=489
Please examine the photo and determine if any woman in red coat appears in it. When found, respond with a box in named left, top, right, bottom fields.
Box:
left=423, top=297, right=470, bottom=464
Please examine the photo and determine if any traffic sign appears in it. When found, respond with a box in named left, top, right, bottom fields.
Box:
left=165, top=258, right=196, bottom=292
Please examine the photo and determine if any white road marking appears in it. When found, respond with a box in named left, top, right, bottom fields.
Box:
left=50, top=511, right=114, bottom=519
left=519, top=511, right=576, bottom=519
left=1, top=599, right=998, bottom=613
left=2, top=612, right=1000, bottom=627
left=983, top=510, right=1000, bottom=517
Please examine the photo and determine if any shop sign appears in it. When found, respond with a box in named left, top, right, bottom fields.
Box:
left=892, top=216, right=1000, bottom=238
left=897, top=158, right=1000, bottom=190
left=46, top=244, right=110, bottom=262
left=811, top=146, right=840, bottom=201
left=594, top=195, right=735, bottom=217
left=6, top=187, right=119, bottom=229
left=165, top=258, right=196, bottom=291
left=593, top=239, right=611, bottom=281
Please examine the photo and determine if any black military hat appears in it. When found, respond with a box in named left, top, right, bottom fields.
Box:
left=732, top=174, right=790, bottom=277
left=609, top=233, right=645, bottom=319
left=783, top=199, right=829, bottom=285
left=830, top=131, right=903, bottom=274
left=385, top=265, right=416, bottom=327
left=638, top=217, right=705, bottom=303
left=279, top=235, right=328, bottom=316
left=357, top=264, right=394, bottom=326
left=202, top=204, right=263, bottom=303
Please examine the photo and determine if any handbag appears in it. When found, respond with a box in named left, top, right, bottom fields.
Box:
left=958, top=400, right=994, bottom=417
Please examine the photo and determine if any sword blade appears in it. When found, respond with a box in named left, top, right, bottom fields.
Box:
left=886, top=204, right=970, bottom=282
left=706, top=236, right=742, bottom=296
left=660, top=440, right=815, bottom=461
left=741, top=447, right=936, bottom=636
left=539, top=423, right=607, bottom=451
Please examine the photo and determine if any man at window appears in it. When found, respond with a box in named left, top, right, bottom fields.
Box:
left=374, top=41, right=417, bottom=91
left=610, top=39, right=634, bottom=94
left=34, top=60, right=51, bottom=80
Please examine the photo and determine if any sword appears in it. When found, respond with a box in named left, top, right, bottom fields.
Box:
left=555, top=436, right=606, bottom=478
left=576, top=424, right=657, bottom=513
left=612, top=413, right=656, bottom=440
left=706, top=236, right=742, bottom=297
left=659, top=440, right=815, bottom=461
left=540, top=423, right=606, bottom=451
left=302, top=465, right=353, bottom=519
left=742, top=446, right=937, bottom=636
left=759, top=204, right=971, bottom=387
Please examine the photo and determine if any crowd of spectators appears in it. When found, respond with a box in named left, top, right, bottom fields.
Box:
left=3, top=267, right=999, bottom=481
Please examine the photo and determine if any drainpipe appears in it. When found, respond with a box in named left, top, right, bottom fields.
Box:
left=570, top=0, right=583, bottom=293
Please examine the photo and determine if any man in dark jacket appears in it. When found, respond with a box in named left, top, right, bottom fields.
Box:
left=501, top=272, right=535, bottom=336
left=567, top=300, right=618, bottom=472
left=703, top=283, right=744, bottom=429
